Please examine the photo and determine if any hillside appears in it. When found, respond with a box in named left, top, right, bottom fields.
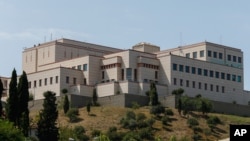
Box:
left=30, top=106, right=250, bottom=141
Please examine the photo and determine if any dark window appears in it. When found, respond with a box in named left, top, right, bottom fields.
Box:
left=50, top=77, right=53, bottom=84
left=232, top=75, right=236, bottom=81
left=222, top=86, right=225, bottom=93
left=179, top=65, right=184, bottom=72
left=204, top=83, right=207, bottom=90
left=192, top=81, right=195, bottom=88
left=221, top=72, right=225, bottom=79
left=73, top=77, right=76, bottom=85
left=186, top=53, right=190, bottom=58
left=209, top=70, right=214, bottom=77
left=204, top=69, right=208, bottom=76
left=227, top=55, right=231, bottom=61
left=233, top=56, right=237, bottom=62
left=34, top=80, right=36, bottom=88
left=185, top=66, right=190, bottom=73
left=208, top=50, right=212, bottom=57
left=227, top=74, right=231, bottom=80
left=135, top=69, right=138, bottom=81
left=219, top=53, right=223, bottom=59
left=216, top=85, right=219, bottom=92
left=210, top=84, right=213, bottom=91
left=56, top=76, right=58, bottom=83
left=173, top=78, right=177, bottom=85
left=199, top=82, right=202, bottom=89
left=200, top=50, right=204, bottom=57
left=215, top=71, right=219, bottom=78
left=77, top=65, right=81, bottom=70
left=154, top=71, right=158, bottom=79
left=173, top=63, right=177, bottom=71
left=198, top=68, right=202, bottom=75
left=28, top=82, right=31, bottom=88
left=213, top=52, right=217, bottom=58
left=44, top=78, right=47, bottom=86
left=39, top=79, right=42, bottom=86
left=193, top=52, right=197, bottom=58
left=126, top=68, right=132, bottom=80
left=121, top=69, right=124, bottom=80
left=84, top=78, right=87, bottom=85
left=102, top=71, right=104, bottom=79
left=66, top=77, right=69, bottom=84
left=186, top=80, right=189, bottom=87
left=180, top=79, right=183, bottom=86
left=192, top=67, right=196, bottom=74
left=237, top=76, right=242, bottom=83
left=238, top=57, right=242, bottom=63
left=83, top=64, right=88, bottom=71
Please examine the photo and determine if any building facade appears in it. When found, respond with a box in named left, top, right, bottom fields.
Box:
left=1, top=38, right=249, bottom=105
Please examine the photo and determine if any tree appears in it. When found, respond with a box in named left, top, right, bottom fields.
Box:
left=17, top=71, right=30, bottom=136
left=149, top=82, right=159, bottom=106
left=172, top=88, right=184, bottom=114
left=92, top=88, right=98, bottom=106
left=63, top=95, right=69, bottom=114
left=196, top=98, right=212, bottom=115
left=0, top=79, right=3, bottom=117
left=87, top=102, right=91, bottom=115
left=37, top=91, right=59, bottom=141
left=6, top=69, right=18, bottom=126
left=0, top=119, right=25, bottom=141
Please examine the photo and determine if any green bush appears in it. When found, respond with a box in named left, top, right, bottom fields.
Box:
left=161, top=115, right=170, bottom=125
left=137, top=120, right=149, bottom=129
left=146, top=118, right=155, bottom=128
left=165, top=109, right=174, bottom=116
left=138, top=127, right=153, bottom=139
left=207, top=116, right=221, bottom=125
left=66, top=108, right=79, bottom=122
left=137, top=113, right=146, bottom=121
left=150, top=105, right=165, bottom=115
left=192, top=134, right=201, bottom=141
left=132, top=102, right=140, bottom=109
left=126, top=111, right=136, bottom=120
left=122, top=132, right=142, bottom=141
left=187, top=118, right=199, bottom=128
left=128, top=119, right=137, bottom=131
left=0, top=119, right=25, bottom=141
left=91, top=129, right=101, bottom=137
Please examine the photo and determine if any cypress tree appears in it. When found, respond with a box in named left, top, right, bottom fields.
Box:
left=6, top=69, right=18, bottom=125
left=37, top=91, right=58, bottom=141
left=92, top=88, right=98, bottom=106
left=0, top=79, right=3, bottom=117
left=63, top=95, right=69, bottom=114
left=149, top=82, right=158, bottom=106
left=17, top=71, right=29, bottom=136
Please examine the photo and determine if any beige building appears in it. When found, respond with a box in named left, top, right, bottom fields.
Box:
left=1, top=38, right=250, bottom=105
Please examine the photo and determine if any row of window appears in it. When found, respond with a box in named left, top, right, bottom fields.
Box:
left=72, top=64, right=88, bottom=71
left=65, top=76, right=87, bottom=85
left=138, top=63, right=159, bottom=70
left=28, top=76, right=59, bottom=88
left=186, top=50, right=204, bottom=58
left=208, top=50, right=242, bottom=63
left=173, top=78, right=225, bottom=93
left=101, top=63, right=121, bottom=70
left=172, top=63, right=242, bottom=83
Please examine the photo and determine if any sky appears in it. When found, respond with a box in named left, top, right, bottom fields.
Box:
left=0, top=0, right=250, bottom=90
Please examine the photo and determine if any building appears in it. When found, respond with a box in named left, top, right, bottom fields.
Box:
left=1, top=38, right=250, bottom=106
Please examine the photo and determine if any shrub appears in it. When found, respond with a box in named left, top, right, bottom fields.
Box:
left=91, top=129, right=101, bottom=137
left=122, top=132, right=142, bottom=141
left=165, top=109, right=174, bottom=116
left=138, top=127, right=153, bottom=139
left=169, top=135, right=177, bottom=141
left=128, top=119, right=137, bottom=131
left=126, top=111, right=136, bottom=120
left=150, top=105, right=165, bottom=115
left=132, top=102, right=140, bottom=109
left=187, top=118, right=199, bottom=128
left=120, top=118, right=129, bottom=128
left=73, top=126, right=85, bottom=135
left=108, top=126, right=117, bottom=133
left=107, top=131, right=124, bottom=141
left=137, top=120, right=148, bottom=129
left=137, top=113, right=146, bottom=121
left=161, top=115, right=170, bottom=125
left=192, top=134, right=201, bottom=141
left=146, top=118, right=155, bottom=128
left=207, top=116, right=221, bottom=125
left=66, top=108, right=79, bottom=122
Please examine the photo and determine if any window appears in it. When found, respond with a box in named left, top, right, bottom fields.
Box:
left=66, top=76, right=69, bottom=84
left=193, top=52, right=197, bottom=58
left=73, top=77, right=76, bottom=85
left=121, top=69, right=124, bottom=80
left=204, top=83, right=207, bottom=90
left=56, top=76, right=59, bottom=83
left=44, top=78, right=47, bottom=86
left=154, top=71, right=158, bottom=79
left=208, top=50, right=212, bottom=57
left=34, top=80, right=36, bottom=88
left=173, top=78, right=177, bottom=85
left=180, top=79, right=183, bottom=86
left=216, top=85, right=219, bottom=92
left=200, top=50, right=204, bottom=57
left=215, top=71, right=219, bottom=78
left=219, top=53, right=223, bottom=59
left=221, top=72, right=225, bottom=79
left=199, top=82, right=202, bottom=89
left=83, top=64, right=88, bottom=71
left=173, top=63, right=177, bottom=71
left=213, top=52, right=217, bottom=58
left=179, top=65, right=184, bottom=72
left=227, top=55, right=231, bottom=61
left=192, top=67, right=196, bottom=74
left=84, top=78, right=87, bottom=85
left=210, top=84, right=213, bottom=91
left=238, top=57, right=242, bottom=63
left=185, top=66, right=190, bottom=73
left=50, top=77, right=53, bottom=84
left=232, top=75, right=236, bottom=81
left=198, top=68, right=202, bottom=75
left=209, top=70, right=214, bottom=77
left=233, top=56, right=237, bottom=62
left=237, top=76, right=242, bottom=83
left=135, top=69, right=138, bottom=80
left=186, top=80, right=189, bottom=87
left=227, top=74, right=231, bottom=80
left=204, top=69, right=208, bottom=76
left=102, top=71, right=104, bottom=79
left=28, top=82, right=31, bottom=88
left=72, top=66, right=76, bottom=69
left=77, top=65, right=81, bottom=70
left=222, top=86, right=225, bottom=93
left=126, top=68, right=132, bottom=80
left=192, top=81, right=195, bottom=88
left=186, top=53, right=190, bottom=58
left=39, top=79, right=42, bottom=86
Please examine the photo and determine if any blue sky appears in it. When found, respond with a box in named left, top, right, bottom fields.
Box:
left=0, top=0, right=250, bottom=90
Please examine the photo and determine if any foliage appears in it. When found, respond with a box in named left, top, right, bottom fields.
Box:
left=106, top=126, right=124, bottom=141
left=91, top=129, right=101, bottom=137
left=181, top=96, right=196, bottom=117
left=131, top=101, right=140, bottom=110
left=149, top=82, right=159, bottom=106
left=168, top=135, right=177, bottom=141
left=138, top=127, right=153, bottom=139
left=126, top=111, right=136, bottom=120
left=63, top=95, right=69, bottom=114
left=37, top=91, right=58, bottom=141
left=29, top=94, right=34, bottom=101
left=59, top=126, right=89, bottom=141
left=178, top=98, right=182, bottom=115
left=187, top=118, right=199, bottom=128
left=92, top=88, right=98, bottom=106
left=0, top=79, right=3, bottom=117
left=0, top=119, right=25, bottom=141
left=172, top=88, right=184, bottom=96
left=66, top=108, right=79, bottom=122
left=192, top=133, right=201, bottom=141
left=196, top=98, right=212, bottom=115
left=136, top=113, right=146, bottom=121
left=98, top=134, right=110, bottom=141
left=150, top=105, right=165, bottom=116
left=122, top=132, right=142, bottom=141
left=165, top=109, right=174, bottom=116
left=161, top=115, right=170, bottom=125
left=87, top=102, right=91, bottom=115
left=207, top=116, right=221, bottom=125
left=61, top=88, right=68, bottom=94
left=73, top=126, right=89, bottom=141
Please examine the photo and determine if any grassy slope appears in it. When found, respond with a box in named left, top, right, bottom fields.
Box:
left=31, top=106, right=250, bottom=140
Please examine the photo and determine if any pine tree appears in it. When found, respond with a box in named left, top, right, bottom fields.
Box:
left=63, top=95, right=69, bottom=114
left=6, top=69, right=18, bottom=126
left=92, top=88, right=98, bottom=106
left=149, top=82, right=158, bottom=106
left=0, top=79, right=3, bottom=117
left=17, top=71, right=29, bottom=136
left=37, top=91, right=59, bottom=141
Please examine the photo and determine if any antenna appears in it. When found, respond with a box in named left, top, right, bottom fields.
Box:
left=44, top=36, right=46, bottom=42
left=50, top=33, right=52, bottom=41
left=220, top=35, right=223, bottom=44
left=179, top=32, right=183, bottom=46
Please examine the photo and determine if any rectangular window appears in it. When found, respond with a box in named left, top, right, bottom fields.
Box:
left=126, top=68, right=132, bottom=80
left=233, top=56, right=237, bottom=62
left=50, top=77, right=53, bottom=84
left=227, top=54, right=231, bottom=61
left=102, top=71, right=104, bottom=79
left=173, top=78, right=177, bottom=85
left=186, top=80, right=189, bottom=87
left=84, top=78, right=87, bottom=85
left=154, top=71, right=158, bottom=79
left=28, top=82, right=31, bottom=88
left=222, top=86, right=225, bottom=93
left=66, top=76, right=69, bottom=84
left=216, top=85, right=219, bottom=92
left=39, top=79, right=42, bottom=87
left=237, top=76, right=242, bottom=82
left=56, top=76, right=58, bottom=83
left=199, top=82, right=202, bottom=89
left=210, top=84, right=213, bottom=91
left=221, top=72, right=225, bottom=79
left=186, top=53, right=190, bottom=58
left=192, top=67, right=196, bottom=74
left=227, top=74, right=231, bottom=80
left=193, top=52, right=197, bottom=58
left=204, top=83, right=207, bottom=90
left=135, top=69, right=138, bottom=81
left=77, top=65, right=81, bottom=70
left=204, top=69, right=208, bottom=76
left=73, top=77, right=76, bottom=85
left=179, top=65, right=184, bottom=72
left=213, top=52, right=217, bottom=58
left=72, top=66, right=76, bottom=69
left=173, top=63, right=177, bottom=71
left=219, top=53, right=223, bottom=59
left=215, top=71, right=219, bottom=78
left=198, top=68, right=202, bottom=75
left=34, top=80, right=36, bottom=88
left=44, top=78, right=47, bottom=86
left=238, top=57, right=242, bottom=63
left=180, top=79, right=183, bottom=86
left=209, top=70, right=214, bottom=77
left=192, top=81, right=195, bottom=88
left=200, top=50, right=204, bottom=57
left=121, top=69, right=124, bottom=80
left=208, top=50, right=212, bottom=57
left=232, top=74, right=236, bottom=81
left=83, top=64, right=88, bottom=71
left=185, top=66, right=190, bottom=73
